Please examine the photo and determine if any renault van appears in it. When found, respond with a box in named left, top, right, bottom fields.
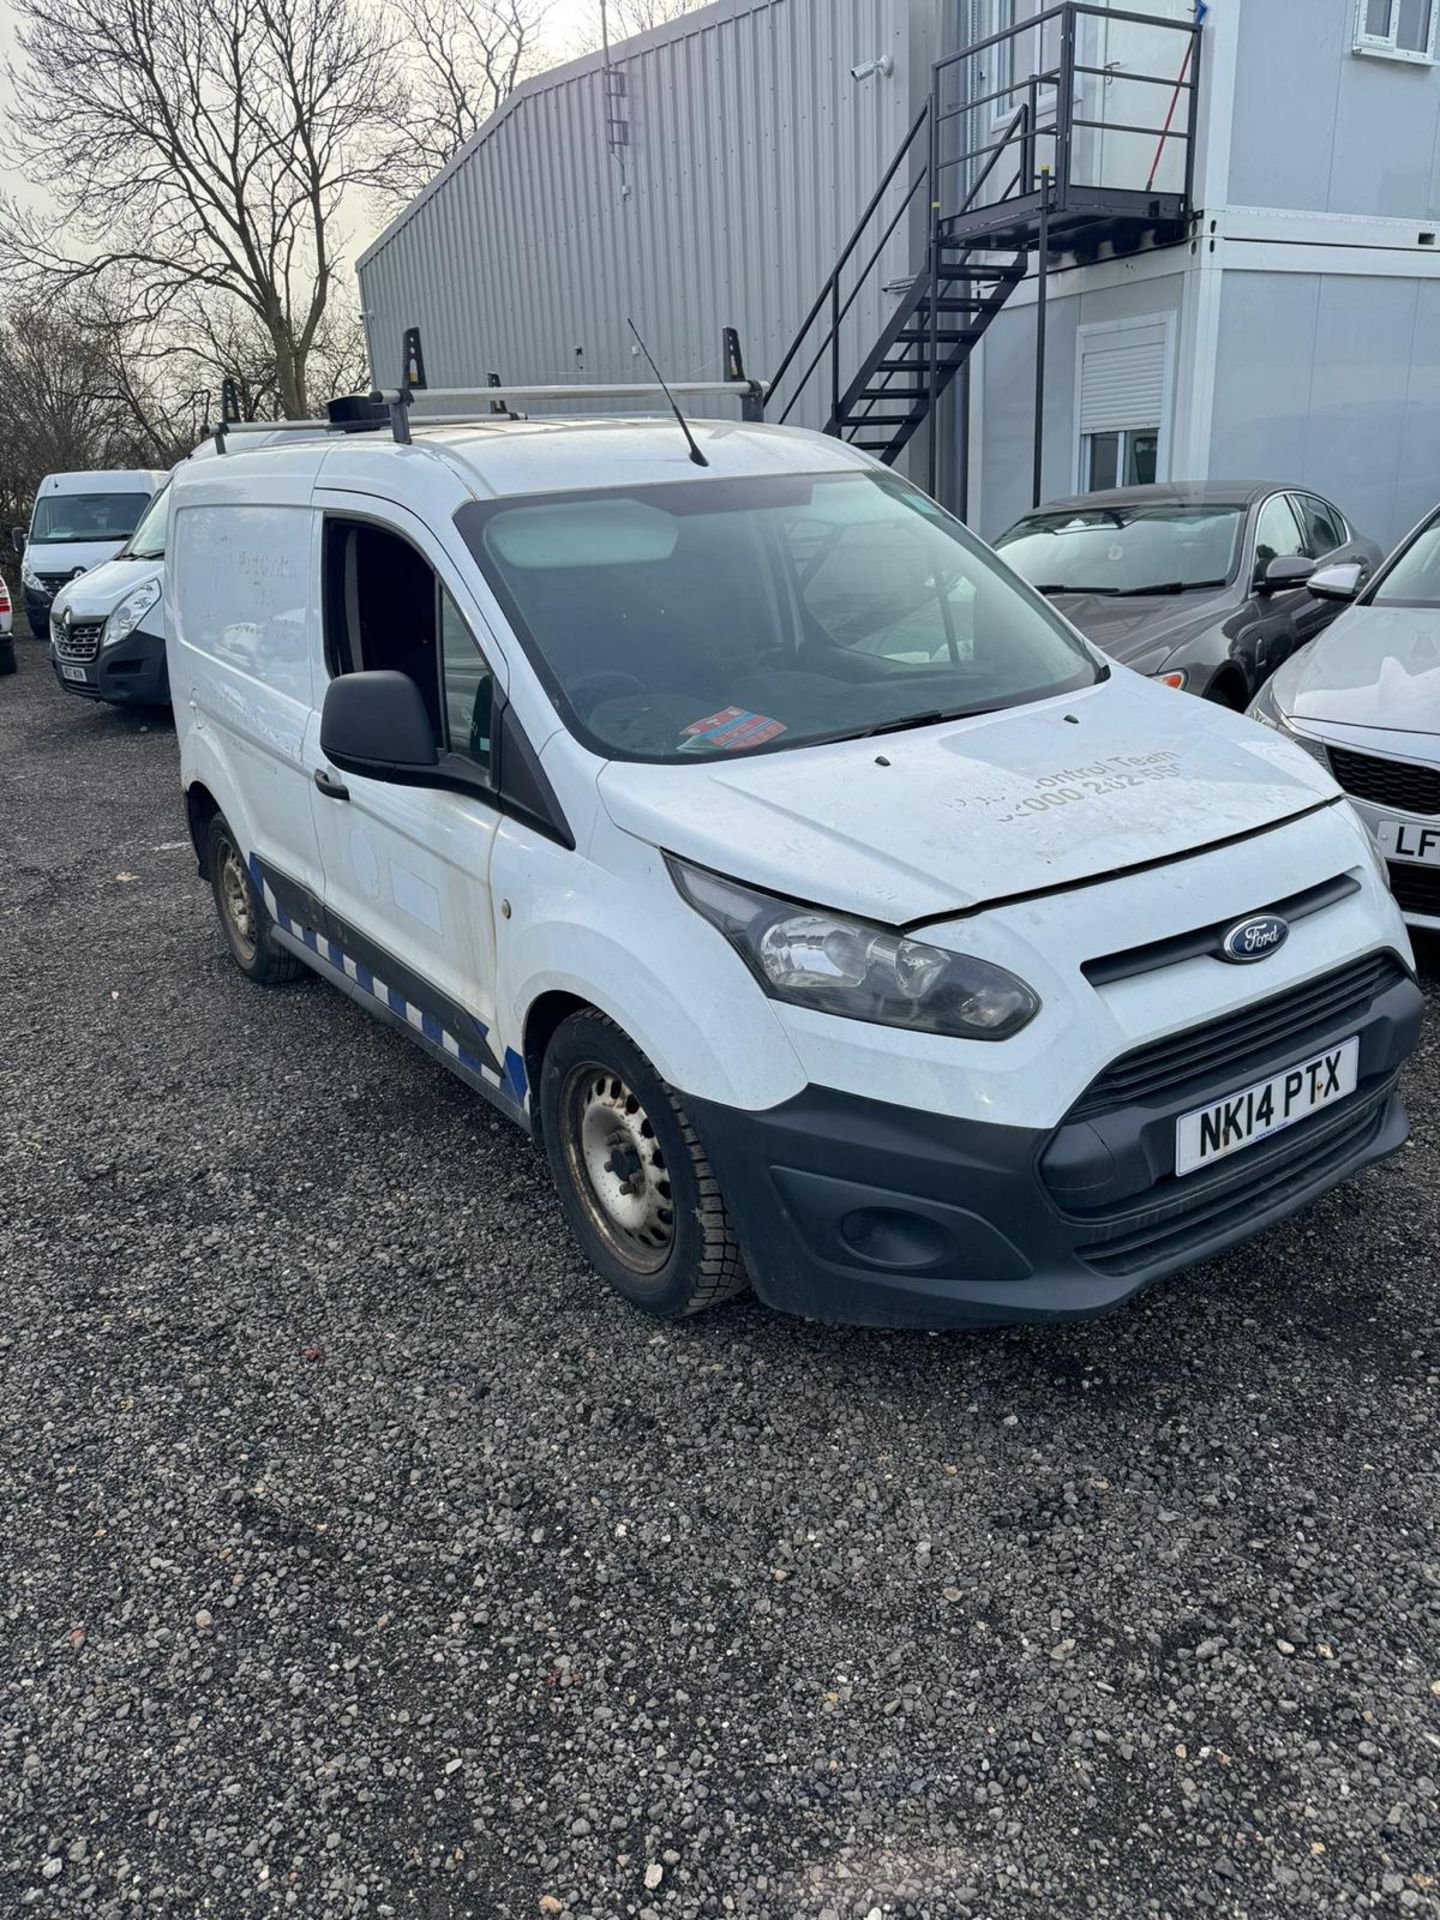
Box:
left=166, top=398, right=1422, bottom=1327
left=49, top=480, right=170, bottom=707
left=14, top=468, right=165, bottom=636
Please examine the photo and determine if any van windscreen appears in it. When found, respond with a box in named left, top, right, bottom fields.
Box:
left=460, top=472, right=1100, bottom=764
left=31, top=492, right=151, bottom=544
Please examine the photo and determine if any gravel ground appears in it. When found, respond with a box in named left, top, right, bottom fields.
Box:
left=2, top=647, right=1439, bottom=1920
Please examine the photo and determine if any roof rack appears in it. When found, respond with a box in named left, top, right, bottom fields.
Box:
left=211, top=325, right=767, bottom=451
left=373, top=324, right=767, bottom=443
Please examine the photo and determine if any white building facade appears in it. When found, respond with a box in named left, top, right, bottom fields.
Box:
left=357, top=0, right=1440, bottom=548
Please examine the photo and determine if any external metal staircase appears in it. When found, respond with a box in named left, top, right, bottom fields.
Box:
left=769, top=1, right=1203, bottom=514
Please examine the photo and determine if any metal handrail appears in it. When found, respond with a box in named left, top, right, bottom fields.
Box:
left=777, top=163, right=930, bottom=425
left=768, top=101, right=930, bottom=404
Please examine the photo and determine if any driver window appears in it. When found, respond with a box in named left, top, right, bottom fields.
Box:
left=1253, top=495, right=1306, bottom=584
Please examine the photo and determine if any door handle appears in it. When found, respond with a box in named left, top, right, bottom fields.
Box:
left=313, top=767, right=350, bottom=801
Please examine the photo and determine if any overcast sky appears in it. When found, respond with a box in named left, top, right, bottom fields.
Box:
left=0, top=0, right=621, bottom=230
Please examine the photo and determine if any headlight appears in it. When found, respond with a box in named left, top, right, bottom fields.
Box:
left=1245, top=677, right=1330, bottom=767
left=102, top=577, right=161, bottom=648
left=21, top=562, right=41, bottom=589
left=1245, top=678, right=1283, bottom=729
left=668, top=858, right=1040, bottom=1041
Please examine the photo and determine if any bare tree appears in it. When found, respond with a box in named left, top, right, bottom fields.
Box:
left=378, top=0, right=555, bottom=202
left=0, top=0, right=400, bottom=417
left=593, top=0, right=709, bottom=45
left=0, top=306, right=160, bottom=543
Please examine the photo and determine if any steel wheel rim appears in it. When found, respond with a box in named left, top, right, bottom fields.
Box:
left=560, top=1061, right=674, bottom=1275
left=219, top=841, right=256, bottom=962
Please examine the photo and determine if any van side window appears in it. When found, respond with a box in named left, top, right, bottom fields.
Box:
left=323, top=519, right=442, bottom=733
left=323, top=519, right=494, bottom=779
left=440, top=589, right=494, bottom=774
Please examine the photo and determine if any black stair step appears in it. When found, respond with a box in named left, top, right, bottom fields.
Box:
left=861, top=387, right=927, bottom=401
left=849, top=439, right=901, bottom=451
left=844, top=411, right=923, bottom=426
left=895, top=329, right=980, bottom=346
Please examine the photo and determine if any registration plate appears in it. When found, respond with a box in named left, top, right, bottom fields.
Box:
left=60, top=663, right=89, bottom=684
left=1175, top=1036, right=1359, bottom=1177
left=1376, top=818, right=1440, bottom=866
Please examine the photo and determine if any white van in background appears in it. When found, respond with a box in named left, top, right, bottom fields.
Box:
left=13, top=468, right=165, bottom=637
left=48, top=481, right=171, bottom=708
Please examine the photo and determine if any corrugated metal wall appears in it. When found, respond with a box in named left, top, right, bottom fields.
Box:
left=357, top=0, right=933, bottom=429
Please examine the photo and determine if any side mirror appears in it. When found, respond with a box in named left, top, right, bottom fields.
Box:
left=1258, top=553, right=1316, bottom=596
left=10, top=528, right=25, bottom=553
left=1305, top=560, right=1364, bottom=603
left=320, top=669, right=438, bottom=779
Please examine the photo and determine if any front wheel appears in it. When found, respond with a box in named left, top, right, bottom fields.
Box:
left=207, top=813, right=304, bottom=986
left=539, top=1010, right=748, bottom=1318
left=0, top=637, right=15, bottom=676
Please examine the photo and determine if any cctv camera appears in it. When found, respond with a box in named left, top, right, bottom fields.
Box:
left=850, top=52, right=894, bottom=81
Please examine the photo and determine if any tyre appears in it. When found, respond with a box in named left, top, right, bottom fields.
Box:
left=28, top=619, right=47, bottom=640
left=0, top=637, right=15, bottom=676
left=207, top=813, right=304, bottom=986
left=1204, top=675, right=1247, bottom=710
left=539, top=1009, right=748, bottom=1318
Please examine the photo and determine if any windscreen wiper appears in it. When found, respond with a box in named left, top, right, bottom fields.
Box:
left=856, top=703, right=1009, bottom=741
left=1108, top=579, right=1225, bottom=597
left=1033, top=582, right=1119, bottom=597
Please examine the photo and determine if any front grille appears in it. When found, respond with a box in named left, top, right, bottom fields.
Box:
left=1329, top=744, right=1440, bottom=817
left=53, top=620, right=103, bottom=662
left=1074, top=1082, right=1394, bottom=1277
left=1082, top=873, right=1359, bottom=986
left=1071, top=952, right=1407, bottom=1120
left=1388, top=861, right=1440, bottom=919
left=36, top=571, right=77, bottom=595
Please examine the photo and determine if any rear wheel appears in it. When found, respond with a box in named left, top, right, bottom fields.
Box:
left=540, top=1010, right=748, bottom=1318
left=207, top=814, right=304, bottom=986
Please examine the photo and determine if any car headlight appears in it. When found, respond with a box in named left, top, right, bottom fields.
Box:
left=1245, top=677, right=1330, bottom=767
left=1245, top=678, right=1284, bottom=729
left=668, top=858, right=1040, bottom=1041
left=102, top=578, right=161, bottom=648
left=21, top=561, right=41, bottom=590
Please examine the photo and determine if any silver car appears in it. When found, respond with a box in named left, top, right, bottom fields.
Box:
left=1247, top=508, right=1440, bottom=931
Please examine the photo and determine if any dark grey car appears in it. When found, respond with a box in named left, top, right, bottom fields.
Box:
left=993, top=482, right=1383, bottom=708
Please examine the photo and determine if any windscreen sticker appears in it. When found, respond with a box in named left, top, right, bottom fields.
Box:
left=678, top=707, right=788, bottom=753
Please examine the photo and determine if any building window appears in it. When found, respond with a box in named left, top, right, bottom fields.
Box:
left=1082, top=429, right=1158, bottom=491
left=1354, top=0, right=1437, bottom=61
left=1074, top=314, right=1173, bottom=493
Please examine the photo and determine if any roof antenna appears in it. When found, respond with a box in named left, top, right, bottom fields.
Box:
left=626, top=317, right=709, bottom=468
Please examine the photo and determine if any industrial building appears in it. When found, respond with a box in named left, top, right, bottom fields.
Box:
left=357, top=0, right=1440, bottom=546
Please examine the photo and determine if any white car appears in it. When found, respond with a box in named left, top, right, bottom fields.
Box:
left=0, top=570, right=14, bottom=675
left=165, top=389, right=1422, bottom=1328
left=1249, top=508, right=1440, bottom=933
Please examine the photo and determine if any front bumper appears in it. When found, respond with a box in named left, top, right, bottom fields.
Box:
left=50, top=620, right=169, bottom=706
left=23, top=585, right=53, bottom=633
left=1343, top=795, right=1440, bottom=930
left=688, top=952, right=1421, bottom=1328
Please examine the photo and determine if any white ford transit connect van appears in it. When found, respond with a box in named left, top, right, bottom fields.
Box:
left=167, top=382, right=1421, bottom=1327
